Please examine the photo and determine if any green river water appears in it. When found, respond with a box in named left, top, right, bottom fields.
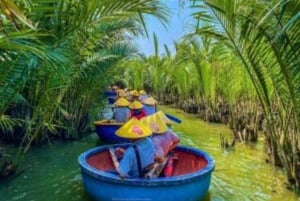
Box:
left=0, top=106, right=299, bottom=201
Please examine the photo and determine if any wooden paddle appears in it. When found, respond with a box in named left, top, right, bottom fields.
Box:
left=109, top=148, right=119, bottom=171
left=144, top=157, right=169, bottom=178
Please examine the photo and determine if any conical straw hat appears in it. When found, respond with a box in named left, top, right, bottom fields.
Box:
left=114, top=97, right=130, bottom=107
left=141, top=113, right=168, bottom=134
left=131, top=90, right=139, bottom=97
left=142, top=97, right=157, bottom=106
left=129, top=100, right=143, bottom=109
left=139, top=90, right=146, bottom=95
left=118, top=90, right=127, bottom=97
left=116, top=118, right=152, bottom=139
left=156, top=111, right=174, bottom=125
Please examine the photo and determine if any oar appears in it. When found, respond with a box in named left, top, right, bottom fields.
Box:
left=144, top=157, right=169, bottom=178
left=109, top=148, right=119, bottom=171
left=165, top=113, right=182, bottom=124
left=109, top=148, right=128, bottom=178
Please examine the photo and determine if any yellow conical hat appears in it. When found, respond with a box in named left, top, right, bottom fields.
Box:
left=142, top=97, right=157, bottom=106
left=141, top=113, right=168, bottom=134
left=131, top=90, right=139, bottom=97
left=118, top=90, right=127, bottom=97
left=156, top=110, right=174, bottom=125
left=116, top=118, right=152, bottom=139
left=139, top=90, right=146, bottom=95
left=129, top=100, right=143, bottom=109
left=114, top=97, right=130, bottom=107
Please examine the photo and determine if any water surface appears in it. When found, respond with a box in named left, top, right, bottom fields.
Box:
left=0, top=106, right=298, bottom=201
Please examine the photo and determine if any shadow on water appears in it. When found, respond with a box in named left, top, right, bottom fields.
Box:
left=0, top=106, right=299, bottom=201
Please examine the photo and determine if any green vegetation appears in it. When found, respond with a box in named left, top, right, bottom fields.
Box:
left=1, top=0, right=300, bottom=194
left=0, top=0, right=168, bottom=174
left=192, top=0, right=300, bottom=189
left=116, top=0, right=300, bottom=190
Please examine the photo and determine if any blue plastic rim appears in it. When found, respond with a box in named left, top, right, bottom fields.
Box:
left=78, top=144, right=215, bottom=186
left=94, top=124, right=128, bottom=143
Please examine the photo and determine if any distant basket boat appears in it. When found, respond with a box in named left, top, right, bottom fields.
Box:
left=104, top=90, right=117, bottom=97
left=107, top=97, right=116, bottom=104
left=94, top=120, right=128, bottom=143
left=78, top=144, right=215, bottom=201
left=103, top=91, right=117, bottom=104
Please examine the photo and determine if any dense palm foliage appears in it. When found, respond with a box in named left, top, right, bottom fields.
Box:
left=117, top=0, right=300, bottom=190
left=0, top=0, right=168, bottom=158
left=1, top=0, right=300, bottom=192
left=188, top=0, right=300, bottom=188
left=120, top=33, right=259, bottom=136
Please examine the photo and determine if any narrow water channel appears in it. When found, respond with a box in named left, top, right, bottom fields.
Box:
left=0, top=106, right=298, bottom=201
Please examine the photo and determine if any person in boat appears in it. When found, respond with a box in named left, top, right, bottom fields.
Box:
left=124, top=88, right=130, bottom=96
left=142, top=96, right=157, bottom=116
left=111, top=85, right=119, bottom=92
left=117, top=89, right=127, bottom=98
left=141, top=112, right=180, bottom=163
left=129, top=100, right=147, bottom=120
left=139, top=89, right=148, bottom=102
left=156, top=110, right=175, bottom=128
left=111, top=118, right=154, bottom=178
left=130, top=90, right=140, bottom=101
left=113, top=97, right=130, bottom=123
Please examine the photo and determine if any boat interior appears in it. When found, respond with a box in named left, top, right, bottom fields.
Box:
left=87, top=149, right=208, bottom=177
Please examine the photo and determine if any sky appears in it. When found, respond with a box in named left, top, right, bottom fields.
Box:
left=135, top=0, right=195, bottom=56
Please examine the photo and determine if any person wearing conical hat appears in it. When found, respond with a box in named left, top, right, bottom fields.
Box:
left=156, top=110, right=175, bottom=127
left=129, top=100, right=147, bottom=120
left=141, top=112, right=180, bottom=163
left=113, top=97, right=130, bottom=123
left=138, top=89, right=148, bottom=102
left=117, top=89, right=127, bottom=98
left=112, top=85, right=119, bottom=91
left=142, top=96, right=157, bottom=116
left=111, top=118, right=154, bottom=178
left=139, top=89, right=146, bottom=95
left=130, top=90, right=140, bottom=101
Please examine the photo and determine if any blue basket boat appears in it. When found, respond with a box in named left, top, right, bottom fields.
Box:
left=78, top=144, right=215, bottom=201
left=104, top=90, right=117, bottom=97
left=94, top=120, right=128, bottom=143
left=103, top=91, right=117, bottom=104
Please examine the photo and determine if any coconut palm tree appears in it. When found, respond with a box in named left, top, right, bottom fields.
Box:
left=190, top=0, right=300, bottom=188
left=0, top=0, right=169, bottom=155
